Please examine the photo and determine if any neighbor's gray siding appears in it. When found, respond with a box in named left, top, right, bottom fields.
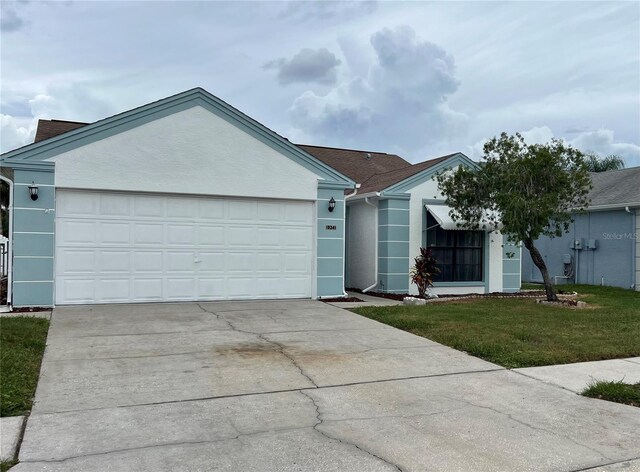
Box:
left=522, top=209, right=635, bottom=289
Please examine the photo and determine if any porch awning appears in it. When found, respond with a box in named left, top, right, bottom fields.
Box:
left=425, top=204, right=501, bottom=231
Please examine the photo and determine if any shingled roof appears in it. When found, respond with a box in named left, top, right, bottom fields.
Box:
left=357, top=154, right=456, bottom=194
left=588, top=167, right=640, bottom=208
left=34, top=119, right=88, bottom=143
left=297, top=144, right=411, bottom=184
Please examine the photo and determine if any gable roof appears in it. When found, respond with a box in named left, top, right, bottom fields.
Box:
left=34, top=120, right=88, bottom=143
left=0, top=88, right=354, bottom=187
left=357, top=154, right=457, bottom=194
left=588, top=167, right=640, bottom=208
left=297, top=144, right=410, bottom=184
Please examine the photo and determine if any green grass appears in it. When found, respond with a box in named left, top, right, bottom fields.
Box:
left=353, top=285, right=640, bottom=368
left=1, top=460, right=18, bottom=472
left=1, top=317, right=49, bottom=417
left=582, top=380, right=640, bottom=407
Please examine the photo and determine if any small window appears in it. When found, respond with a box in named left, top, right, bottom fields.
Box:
left=425, top=212, right=483, bottom=282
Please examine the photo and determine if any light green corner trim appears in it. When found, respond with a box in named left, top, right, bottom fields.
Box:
left=383, top=153, right=479, bottom=194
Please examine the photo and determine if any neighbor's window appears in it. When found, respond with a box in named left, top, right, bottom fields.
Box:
left=425, top=212, right=483, bottom=282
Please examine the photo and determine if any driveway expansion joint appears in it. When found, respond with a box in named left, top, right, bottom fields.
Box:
left=569, top=456, right=640, bottom=471
left=299, top=390, right=406, bottom=472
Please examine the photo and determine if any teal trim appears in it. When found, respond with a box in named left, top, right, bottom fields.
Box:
left=378, top=241, right=409, bottom=258
left=379, top=225, right=409, bottom=242
left=1, top=88, right=354, bottom=188
left=379, top=274, right=409, bottom=293
left=317, top=276, right=344, bottom=298
left=379, top=257, right=409, bottom=274
left=3, top=161, right=55, bottom=171
left=12, top=282, right=54, bottom=307
left=317, top=258, right=343, bottom=277
left=378, top=199, right=410, bottom=210
left=12, top=233, right=54, bottom=257
left=14, top=169, right=55, bottom=185
left=317, top=222, right=344, bottom=238
left=13, top=257, right=54, bottom=282
left=503, top=259, right=521, bottom=275
left=379, top=210, right=410, bottom=226
left=503, top=274, right=521, bottom=291
left=317, top=238, right=343, bottom=258
left=317, top=201, right=344, bottom=220
left=318, top=181, right=353, bottom=190
left=383, top=153, right=479, bottom=194
left=13, top=186, right=55, bottom=209
left=13, top=209, right=54, bottom=233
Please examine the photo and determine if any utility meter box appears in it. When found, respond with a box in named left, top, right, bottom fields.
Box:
left=587, top=239, right=598, bottom=249
left=562, top=254, right=572, bottom=264
left=570, top=239, right=583, bottom=250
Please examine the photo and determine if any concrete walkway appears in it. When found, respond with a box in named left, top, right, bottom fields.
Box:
left=13, top=301, right=640, bottom=472
left=326, top=291, right=402, bottom=308
left=516, top=357, right=640, bottom=393
left=0, top=416, right=25, bottom=462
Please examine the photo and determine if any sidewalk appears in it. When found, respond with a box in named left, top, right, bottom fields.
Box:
left=515, top=357, right=640, bottom=393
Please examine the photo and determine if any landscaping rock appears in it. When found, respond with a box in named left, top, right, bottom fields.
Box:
left=403, top=297, right=427, bottom=306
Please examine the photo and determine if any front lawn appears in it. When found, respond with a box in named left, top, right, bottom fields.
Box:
left=0, top=317, right=49, bottom=417
left=353, top=285, right=640, bottom=368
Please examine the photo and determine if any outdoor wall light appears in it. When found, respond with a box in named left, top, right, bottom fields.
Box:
left=28, top=181, right=39, bottom=201
left=328, top=197, right=336, bottom=212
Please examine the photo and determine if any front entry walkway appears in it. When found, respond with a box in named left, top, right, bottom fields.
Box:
left=13, top=301, right=640, bottom=471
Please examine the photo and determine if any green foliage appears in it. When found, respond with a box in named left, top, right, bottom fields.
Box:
left=0, top=317, right=50, bottom=417
left=584, top=152, right=625, bottom=172
left=410, top=247, right=440, bottom=298
left=353, top=284, right=640, bottom=368
left=582, top=380, right=640, bottom=407
left=436, top=133, right=592, bottom=301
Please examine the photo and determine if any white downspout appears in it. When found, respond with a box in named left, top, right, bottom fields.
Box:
left=342, top=184, right=361, bottom=297
left=363, top=194, right=380, bottom=293
left=0, top=175, right=13, bottom=311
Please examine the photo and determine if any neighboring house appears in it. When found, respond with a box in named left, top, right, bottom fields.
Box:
left=0, top=88, right=354, bottom=307
left=522, top=167, right=640, bottom=291
left=0, top=87, right=520, bottom=307
left=300, top=146, right=522, bottom=296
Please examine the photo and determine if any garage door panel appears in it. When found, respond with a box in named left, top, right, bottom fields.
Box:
left=99, top=222, right=131, bottom=244
left=56, top=190, right=313, bottom=304
left=134, top=223, right=164, bottom=244
left=56, top=249, right=96, bottom=274
left=99, top=251, right=131, bottom=273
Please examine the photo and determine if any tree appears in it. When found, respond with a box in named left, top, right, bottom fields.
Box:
left=0, top=180, right=9, bottom=237
left=436, top=133, right=591, bottom=302
left=410, top=247, right=440, bottom=298
left=584, top=152, right=625, bottom=172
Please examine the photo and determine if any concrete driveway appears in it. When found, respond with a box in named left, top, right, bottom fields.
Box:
left=15, top=300, right=640, bottom=472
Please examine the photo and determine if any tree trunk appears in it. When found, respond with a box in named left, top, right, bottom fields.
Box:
left=523, top=238, right=558, bottom=302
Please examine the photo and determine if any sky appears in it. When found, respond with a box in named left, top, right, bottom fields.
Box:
left=1, top=1, right=639, bottom=167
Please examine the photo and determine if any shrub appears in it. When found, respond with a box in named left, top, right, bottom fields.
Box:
left=410, top=247, right=440, bottom=298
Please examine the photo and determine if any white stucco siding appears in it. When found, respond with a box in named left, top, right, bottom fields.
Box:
left=346, top=200, right=377, bottom=289
left=47, top=106, right=321, bottom=200
left=406, top=175, right=503, bottom=295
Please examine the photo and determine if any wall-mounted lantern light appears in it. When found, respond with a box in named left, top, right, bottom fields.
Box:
left=28, top=181, right=39, bottom=201
left=328, top=197, right=336, bottom=212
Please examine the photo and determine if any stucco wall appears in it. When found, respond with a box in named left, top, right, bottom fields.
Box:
left=46, top=105, right=321, bottom=201
left=636, top=208, right=639, bottom=291
left=522, top=209, right=635, bottom=289
left=345, top=200, right=376, bottom=290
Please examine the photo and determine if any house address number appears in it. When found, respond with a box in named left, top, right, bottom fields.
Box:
left=326, top=225, right=337, bottom=230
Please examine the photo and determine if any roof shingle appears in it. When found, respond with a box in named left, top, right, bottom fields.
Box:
left=588, top=167, right=640, bottom=207
left=34, top=120, right=88, bottom=143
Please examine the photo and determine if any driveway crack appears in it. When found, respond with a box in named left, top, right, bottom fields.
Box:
left=299, top=390, right=407, bottom=472
left=197, top=304, right=319, bottom=388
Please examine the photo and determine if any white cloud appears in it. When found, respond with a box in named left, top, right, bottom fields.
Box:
left=1, top=114, right=36, bottom=152
left=288, top=26, right=468, bottom=155
left=468, top=126, right=640, bottom=168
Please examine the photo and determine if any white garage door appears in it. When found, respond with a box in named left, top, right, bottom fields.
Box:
left=55, top=190, right=314, bottom=304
